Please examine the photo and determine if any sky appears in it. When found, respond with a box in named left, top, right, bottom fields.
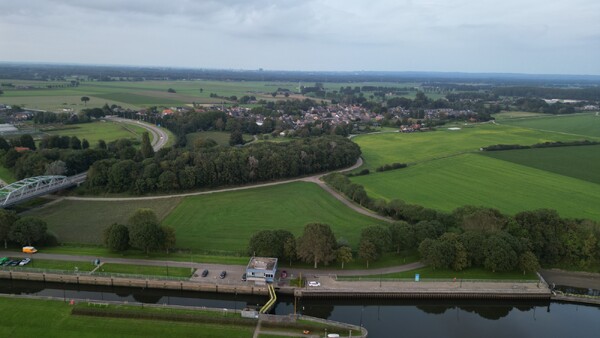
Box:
left=1, top=0, right=599, bottom=75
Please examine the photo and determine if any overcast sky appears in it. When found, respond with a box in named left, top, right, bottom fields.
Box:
left=1, top=0, right=599, bottom=75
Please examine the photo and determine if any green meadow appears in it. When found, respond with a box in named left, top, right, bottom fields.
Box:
left=352, top=153, right=600, bottom=220
left=186, top=131, right=255, bottom=147
left=0, top=298, right=254, bottom=338
left=497, top=112, right=600, bottom=138
left=41, top=120, right=149, bottom=146
left=27, top=198, right=183, bottom=244
left=162, top=181, right=387, bottom=253
left=483, top=145, right=600, bottom=185
left=351, top=123, right=591, bottom=170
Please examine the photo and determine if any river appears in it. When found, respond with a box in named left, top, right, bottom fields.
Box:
left=1, top=280, right=598, bottom=338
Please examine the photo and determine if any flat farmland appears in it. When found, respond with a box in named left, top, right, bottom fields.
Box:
left=162, top=181, right=387, bottom=253
left=352, top=123, right=590, bottom=170
left=483, top=145, right=600, bottom=185
left=351, top=153, right=600, bottom=221
left=27, top=198, right=183, bottom=244
left=41, top=120, right=150, bottom=145
left=498, top=112, right=600, bottom=138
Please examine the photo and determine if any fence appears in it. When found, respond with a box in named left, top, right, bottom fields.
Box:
left=336, top=275, right=540, bottom=284
left=0, top=266, right=189, bottom=282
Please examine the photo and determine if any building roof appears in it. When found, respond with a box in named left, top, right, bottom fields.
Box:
left=247, top=257, right=277, bottom=271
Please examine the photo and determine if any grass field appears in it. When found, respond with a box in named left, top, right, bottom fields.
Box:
left=497, top=112, right=600, bottom=138
left=162, top=181, right=387, bottom=253
left=343, top=266, right=537, bottom=280
left=352, top=153, right=600, bottom=220
left=26, top=259, right=95, bottom=272
left=0, top=298, right=254, bottom=338
left=186, top=131, right=255, bottom=147
left=41, top=120, right=149, bottom=146
left=0, top=165, right=16, bottom=184
left=26, top=198, right=183, bottom=244
left=492, top=111, right=549, bottom=120
left=98, top=263, right=192, bottom=277
left=483, top=145, right=600, bottom=185
left=351, top=123, right=591, bottom=170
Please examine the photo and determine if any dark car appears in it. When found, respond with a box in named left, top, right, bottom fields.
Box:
left=219, top=271, right=227, bottom=279
left=9, top=260, right=19, bottom=266
left=201, top=269, right=209, bottom=277
left=242, top=273, right=247, bottom=281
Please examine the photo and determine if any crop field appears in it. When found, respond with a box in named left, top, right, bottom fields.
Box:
left=0, top=298, right=254, bottom=338
left=352, top=153, right=600, bottom=221
left=484, top=145, right=600, bottom=185
left=352, top=123, right=591, bottom=170
left=41, top=120, right=149, bottom=146
left=27, top=198, right=183, bottom=244
left=492, top=111, right=548, bottom=120
left=497, top=112, right=600, bottom=138
left=162, top=181, right=387, bottom=253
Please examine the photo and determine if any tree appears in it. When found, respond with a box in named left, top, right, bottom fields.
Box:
left=161, top=225, right=176, bottom=254
left=336, top=246, right=353, bottom=269
left=519, top=251, right=540, bottom=275
left=81, top=96, right=90, bottom=106
left=229, top=129, right=244, bottom=146
left=97, top=139, right=107, bottom=150
left=70, top=136, right=81, bottom=149
left=0, top=209, right=18, bottom=248
left=483, top=234, right=518, bottom=272
left=167, top=88, right=176, bottom=93
left=129, top=222, right=163, bottom=254
left=81, top=138, right=90, bottom=149
left=360, top=225, right=392, bottom=256
left=140, top=132, right=154, bottom=158
left=44, top=160, right=67, bottom=176
left=296, top=223, right=337, bottom=268
left=283, top=236, right=297, bottom=266
left=8, top=217, right=47, bottom=246
left=0, top=137, right=10, bottom=151
left=128, top=208, right=159, bottom=227
left=358, top=240, right=378, bottom=268
left=103, top=223, right=129, bottom=252
left=20, top=134, right=36, bottom=150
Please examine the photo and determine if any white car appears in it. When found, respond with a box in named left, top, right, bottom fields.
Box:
left=308, top=281, right=320, bottom=287
left=19, top=258, right=31, bottom=266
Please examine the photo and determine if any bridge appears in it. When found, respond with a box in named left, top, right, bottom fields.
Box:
left=0, top=175, right=83, bottom=208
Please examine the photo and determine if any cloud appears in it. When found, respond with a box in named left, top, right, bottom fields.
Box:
left=0, top=0, right=599, bottom=74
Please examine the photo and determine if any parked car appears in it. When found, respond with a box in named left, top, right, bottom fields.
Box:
left=308, top=281, right=321, bottom=287
left=19, top=258, right=31, bottom=266
left=201, top=269, right=209, bottom=277
left=8, top=260, right=19, bottom=266
left=242, top=273, right=247, bottom=281
left=219, top=271, right=227, bottom=279
left=0, top=257, right=8, bottom=265
left=280, top=270, right=288, bottom=279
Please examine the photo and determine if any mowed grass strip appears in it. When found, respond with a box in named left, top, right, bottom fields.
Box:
left=98, top=263, right=192, bottom=278
left=483, top=145, right=600, bottom=185
left=25, top=259, right=95, bottom=272
left=162, top=181, right=387, bottom=252
left=27, top=198, right=183, bottom=244
left=351, top=153, right=600, bottom=221
left=499, top=112, right=600, bottom=138
left=345, top=266, right=537, bottom=280
left=352, top=123, right=594, bottom=169
left=0, top=298, right=254, bottom=338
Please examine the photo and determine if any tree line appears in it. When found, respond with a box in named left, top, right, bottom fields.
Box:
left=323, top=173, right=600, bottom=272
left=85, top=135, right=360, bottom=194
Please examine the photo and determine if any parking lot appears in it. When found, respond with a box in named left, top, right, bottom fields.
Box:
left=0, top=257, right=31, bottom=267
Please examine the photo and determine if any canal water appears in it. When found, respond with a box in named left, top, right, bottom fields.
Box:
left=1, top=280, right=599, bottom=338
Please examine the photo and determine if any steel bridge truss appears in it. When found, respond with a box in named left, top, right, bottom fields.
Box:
left=0, top=175, right=74, bottom=207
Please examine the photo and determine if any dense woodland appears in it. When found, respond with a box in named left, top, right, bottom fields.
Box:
left=85, top=135, right=360, bottom=194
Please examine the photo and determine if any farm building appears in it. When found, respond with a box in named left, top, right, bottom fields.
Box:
left=246, top=257, right=278, bottom=284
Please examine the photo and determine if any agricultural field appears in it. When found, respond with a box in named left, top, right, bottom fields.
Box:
left=484, top=145, right=600, bottom=185
left=40, top=120, right=150, bottom=146
left=352, top=153, right=600, bottom=221
left=496, top=112, right=600, bottom=138
left=26, top=198, right=183, bottom=244
left=162, top=181, right=387, bottom=253
left=0, top=298, right=255, bottom=338
left=351, top=123, right=592, bottom=170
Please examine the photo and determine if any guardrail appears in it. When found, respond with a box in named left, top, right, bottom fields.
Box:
left=336, top=276, right=540, bottom=284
